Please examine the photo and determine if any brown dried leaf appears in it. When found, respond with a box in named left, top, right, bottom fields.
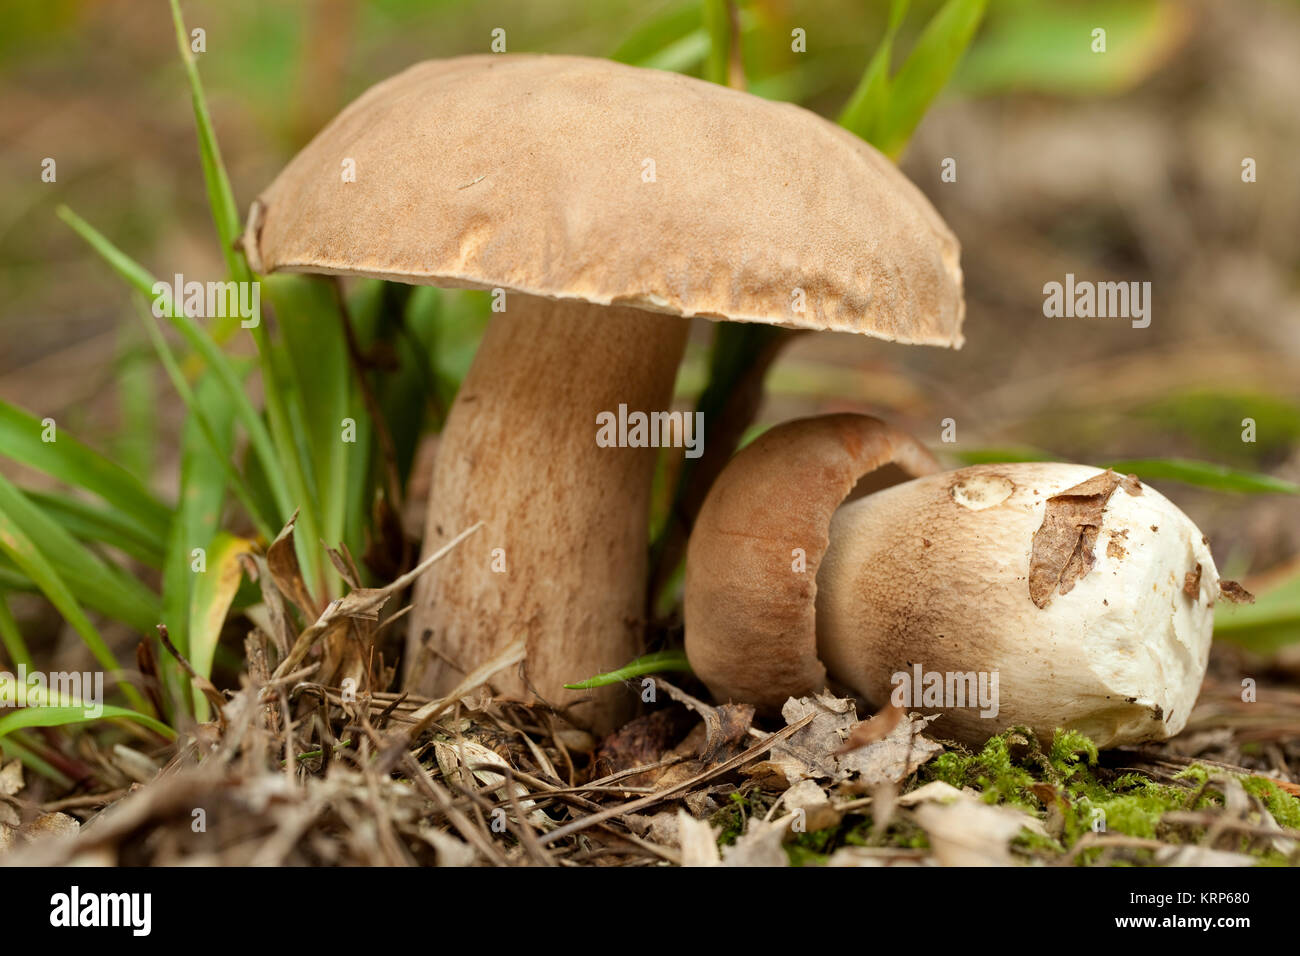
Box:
left=834, top=701, right=902, bottom=754
left=593, top=710, right=689, bottom=787
left=267, top=513, right=317, bottom=617
left=1219, top=580, right=1255, bottom=604
left=22, top=811, right=80, bottom=841
left=1029, top=469, right=1132, bottom=608
left=751, top=694, right=940, bottom=787
left=654, top=678, right=754, bottom=765
left=838, top=715, right=943, bottom=789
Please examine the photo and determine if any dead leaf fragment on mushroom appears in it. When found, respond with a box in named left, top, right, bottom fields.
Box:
left=1029, top=469, right=1134, bottom=608
left=1219, top=580, right=1255, bottom=604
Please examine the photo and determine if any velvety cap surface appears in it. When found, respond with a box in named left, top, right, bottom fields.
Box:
left=244, top=54, right=964, bottom=345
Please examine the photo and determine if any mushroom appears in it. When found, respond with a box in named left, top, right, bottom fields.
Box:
left=685, top=414, right=1219, bottom=748
left=240, top=55, right=963, bottom=733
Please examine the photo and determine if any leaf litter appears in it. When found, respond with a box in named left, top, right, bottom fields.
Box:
left=1, top=518, right=1298, bottom=867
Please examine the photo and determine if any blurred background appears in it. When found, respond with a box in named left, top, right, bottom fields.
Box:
left=1, top=0, right=1297, bottom=630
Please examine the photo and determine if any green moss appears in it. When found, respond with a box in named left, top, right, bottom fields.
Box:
left=1242, top=776, right=1300, bottom=830
left=925, top=728, right=1039, bottom=808
left=1047, top=729, right=1098, bottom=779
left=737, top=729, right=1298, bottom=866
left=916, top=729, right=1278, bottom=858
left=711, top=791, right=751, bottom=846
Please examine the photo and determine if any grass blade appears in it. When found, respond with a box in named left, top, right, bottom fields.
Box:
left=1215, top=565, right=1300, bottom=652
left=161, top=374, right=234, bottom=655
left=114, top=333, right=156, bottom=482
left=0, top=594, right=32, bottom=670
left=702, top=0, right=731, bottom=85
left=838, top=0, right=910, bottom=142
left=0, top=733, right=75, bottom=788
left=58, top=206, right=294, bottom=525
left=1105, top=458, right=1300, bottom=495
left=612, top=1, right=700, bottom=66
left=23, top=491, right=164, bottom=569
left=874, top=0, right=988, bottom=158
left=0, top=504, right=146, bottom=712
left=188, top=532, right=251, bottom=721
left=167, top=0, right=245, bottom=281
left=0, top=705, right=175, bottom=742
left=135, top=301, right=275, bottom=540
left=564, top=649, right=693, bottom=689
left=0, top=399, right=170, bottom=540
left=954, top=447, right=1055, bottom=465
left=0, top=473, right=161, bottom=633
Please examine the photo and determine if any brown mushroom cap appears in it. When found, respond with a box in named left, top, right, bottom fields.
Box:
left=242, top=54, right=963, bottom=346
left=684, top=414, right=940, bottom=709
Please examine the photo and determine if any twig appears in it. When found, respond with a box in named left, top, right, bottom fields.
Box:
left=543, top=712, right=816, bottom=845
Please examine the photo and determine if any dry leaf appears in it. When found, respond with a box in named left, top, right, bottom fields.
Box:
left=0, top=760, right=22, bottom=797
left=783, top=778, right=841, bottom=832
left=433, top=739, right=550, bottom=830
left=654, top=679, right=754, bottom=764
left=834, top=701, right=902, bottom=754
left=912, top=792, right=1044, bottom=866
left=1029, top=470, right=1137, bottom=608
left=676, top=810, right=721, bottom=866
left=721, top=818, right=788, bottom=867
left=825, top=846, right=932, bottom=867
left=22, top=812, right=80, bottom=841
left=266, top=514, right=317, bottom=617
left=749, top=694, right=941, bottom=788
left=838, top=714, right=943, bottom=788
left=593, top=709, right=688, bottom=787
left=1219, top=580, right=1255, bottom=604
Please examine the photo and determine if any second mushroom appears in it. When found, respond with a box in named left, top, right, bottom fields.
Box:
left=685, top=414, right=1229, bottom=748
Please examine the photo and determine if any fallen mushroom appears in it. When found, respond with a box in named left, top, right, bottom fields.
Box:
left=241, top=55, right=963, bottom=733
left=685, top=413, right=1223, bottom=748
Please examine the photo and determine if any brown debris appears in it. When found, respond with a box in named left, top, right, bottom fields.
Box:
left=592, top=710, right=690, bottom=787
left=1184, top=563, right=1203, bottom=597
left=748, top=694, right=941, bottom=788
left=1219, top=580, right=1256, bottom=604
left=833, top=701, right=903, bottom=754
left=1029, top=469, right=1132, bottom=608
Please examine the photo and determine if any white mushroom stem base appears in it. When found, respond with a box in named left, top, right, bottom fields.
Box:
left=408, top=294, right=689, bottom=734
left=815, top=463, right=1218, bottom=748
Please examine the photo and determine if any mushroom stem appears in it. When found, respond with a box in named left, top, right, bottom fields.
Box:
left=408, top=294, right=689, bottom=733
